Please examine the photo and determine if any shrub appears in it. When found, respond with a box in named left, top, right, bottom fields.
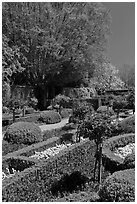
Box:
left=118, top=115, right=135, bottom=133
left=2, top=106, right=9, bottom=114
left=38, top=110, right=61, bottom=124
left=4, top=122, right=42, bottom=145
left=72, top=100, right=94, bottom=122
left=98, top=169, right=135, bottom=202
left=60, top=108, right=72, bottom=118
left=97, top=106, right=114, bottom=115
left=123, top=151, right=135, bottom=169
left=52, top=94, right=71, bottom=108
left=25, top=107, right=35, bottom=114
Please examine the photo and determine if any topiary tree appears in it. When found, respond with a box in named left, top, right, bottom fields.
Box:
left=4, top=122, right=42, bottom=144
left=52, top=94, right=71, bottom=114
left=78, top=112, right=113, bottom=183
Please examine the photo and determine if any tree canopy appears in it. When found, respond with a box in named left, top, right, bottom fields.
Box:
left=2, top=2, right=111, bottom=87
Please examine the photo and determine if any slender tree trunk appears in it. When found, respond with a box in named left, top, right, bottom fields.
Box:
left=94, top=142, right=99, bottom=181
left=98, top=143, right=102, bottom=183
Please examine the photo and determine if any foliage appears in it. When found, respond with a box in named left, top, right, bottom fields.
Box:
left=126, top=89, right=135, bottom=109
left=2, top=82, right=11, bottom=106
left=97, top=106, right=114, bottom=115
left=2, top=34, right=26, bottom=84
left=98, top=169, right=135, bottom=202
left=52, top=94, right=71, bottom=109
left=2, top=106, right=9, bottom=114
left=60, top=108, right=72, bottom=118
left=25, top=107, right=35, bottom=114
left=79, top=112, right=113, bottom=142
left=72, top=100, right=94, bottom=122
left=27, top=97, right=38, bottom=109
left=38, top=110, right=61, bottom=124
left=113, top=95, right=128, bottom=111
left=118, top=115, right=135, bottom=134
left=3, top=2, right=111, bottom=97
left=89, top=62, right=125, bottom=91
left=4, top=122, right=42, bottom=144
left=2, top=139, right=96, bottom=202
left=123, top=151, right=135, bottom=169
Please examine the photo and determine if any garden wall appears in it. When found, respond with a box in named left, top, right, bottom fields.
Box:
left=2, top=139, right=96, bottom=202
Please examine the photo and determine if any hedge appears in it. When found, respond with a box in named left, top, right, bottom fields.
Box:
left=102, top=133, right=135, bottom=173
left=2, top=139, right=96, bottom=202
left=3, top=137, right=61, bottom=160
left=98, top=169, right=135, bottom=202
left=118, top=115, right=135, bottom=133
left=123, top=151, right=135, bottom=169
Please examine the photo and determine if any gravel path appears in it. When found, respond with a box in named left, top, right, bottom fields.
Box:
left=39, top=117, right=69, bottom=132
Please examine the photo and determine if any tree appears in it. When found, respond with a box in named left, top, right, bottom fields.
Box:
left=89, top=62, right=125, bottom=91
left=2, top=2, right=111, bottom=109
left=78, top=112, right=113, bottom=183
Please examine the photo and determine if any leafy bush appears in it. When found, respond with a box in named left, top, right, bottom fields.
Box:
left=98, top=169, right=135, bottom=202
left=71, top=100, right=94, bottom=122
left=60, top=108, right=72, bottom=118
left=4, top=122, right=42, bottom=144
left=2, top=106, right=9, bottom=114
left=25, top=107, right=35, bottom=114
left=97, top=106, right=114, bottom=115
left=52, top=94, right=71, bottom=108
left=28, top=97, right=38, bottom=109
left=38, top=110, right=61, bottom=124
left=123, top=151, right=135, bottom=169
left=118, top=115, right=135, bottom=133
left=113, top=95, right=128, bottom=111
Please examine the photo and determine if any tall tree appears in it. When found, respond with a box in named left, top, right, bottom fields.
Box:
left=2, top=2, right=111, bottom=109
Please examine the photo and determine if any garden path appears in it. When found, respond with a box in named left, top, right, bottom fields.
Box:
left=39, top=117, right=69, bottom=132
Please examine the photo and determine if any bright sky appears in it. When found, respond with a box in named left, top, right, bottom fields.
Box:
left=104, top=2, right=135, bottom=68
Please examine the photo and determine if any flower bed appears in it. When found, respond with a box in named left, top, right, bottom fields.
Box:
left=102, top=133, right=135, bottom=173
left=113, top=143, right=135, bottom=159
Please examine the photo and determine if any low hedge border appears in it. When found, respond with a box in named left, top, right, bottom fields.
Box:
left=2, top=139, right=96, bottom=202
left=102, top=133, right=135, bottom=173
left=3, top=137, right=61, bottom=160
left=2, top=156, right=38, bottom=174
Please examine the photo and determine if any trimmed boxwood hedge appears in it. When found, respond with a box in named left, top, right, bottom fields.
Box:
left=118, top=115, right=135, bottom=133
left=38, top=110, right=61, bottom=124
left=98, top=168, right=135, bottom=202
left=2, top=139, right=96, bottom=202
left=102, top=133, right=135, bottom=173
left=4, top=122, right=42, bottom=145
left=123, top=151, right=135, bottom=169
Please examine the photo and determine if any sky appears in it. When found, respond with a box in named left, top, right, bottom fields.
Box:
left=103, top=2, right=135, bottom=69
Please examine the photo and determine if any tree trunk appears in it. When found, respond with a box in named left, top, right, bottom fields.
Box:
left=98, top=143, right=102, bottom=183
